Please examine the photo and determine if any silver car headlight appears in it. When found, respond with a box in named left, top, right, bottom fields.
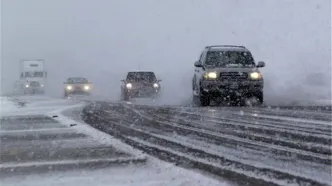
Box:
left=203, top=72, right=217, bottom=80
left=249, top=72, right=262, bottom=80
left=126, top=83, right=132, bottom=89
left=153, top=83, right=159, bottom=88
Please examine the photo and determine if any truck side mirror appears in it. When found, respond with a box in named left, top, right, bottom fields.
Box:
left=194, top=61, right=203, bottom=67
left=257, top=61, right=265, bottom=68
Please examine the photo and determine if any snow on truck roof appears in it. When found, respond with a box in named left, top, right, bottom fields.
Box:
left=127, top=71, right=155, bottom=74
left=206, top=45, right=249, bottom=52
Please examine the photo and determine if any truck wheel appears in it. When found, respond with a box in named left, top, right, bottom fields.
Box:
left=123, top=94, right=129, bottom=101
left=200, top=94, right=210, bottom=106
left=256, top=91, right=264, bottom=105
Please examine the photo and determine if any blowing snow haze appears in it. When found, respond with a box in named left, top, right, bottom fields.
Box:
left=1, top=0, right=331, bottom=104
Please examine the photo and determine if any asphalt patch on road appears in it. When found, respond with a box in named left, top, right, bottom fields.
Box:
left=0, top=132, right=87, bottom=142
left=0, top=114, right=146, bottom=175
left=0, top=115, right=59, bottom=125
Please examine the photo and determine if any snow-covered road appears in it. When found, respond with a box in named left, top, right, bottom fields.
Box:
left=0, top=96, right=232, bottom=186
left=82, top=100, right=332, bottom=186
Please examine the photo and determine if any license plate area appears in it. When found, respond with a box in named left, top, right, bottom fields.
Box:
left=229, top=82, right=239, bottom=89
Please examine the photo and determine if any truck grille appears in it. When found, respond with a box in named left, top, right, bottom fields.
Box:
left=220, top=72, right=248, bottom=80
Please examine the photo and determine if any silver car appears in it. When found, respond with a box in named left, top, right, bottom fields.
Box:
left=64, top=77, right=92, bottom=97
left=192, top=45, right=266, bottom=106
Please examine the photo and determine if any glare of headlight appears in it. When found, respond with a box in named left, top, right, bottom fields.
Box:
left=84, top=85, right=90, bottom=90
left=153, top=83, right=159, bottom=88
left=204, top=72, right=217, bottom=79
left=126, top=83, right=132, bottom=89
left=66, top=85, right=72, bottom=90
left=250, top=72, right=262, bottom=79
left=25, top=84, right=29, bottom=88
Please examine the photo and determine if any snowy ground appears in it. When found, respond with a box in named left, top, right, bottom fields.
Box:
left=0, top=95, right=232, bottom=186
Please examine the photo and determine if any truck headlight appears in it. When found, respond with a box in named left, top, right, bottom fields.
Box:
left=203, top=72, right=217, bottom=79
left=126, top=83, right=132, bottom=89
left=66, top=85, right=72, bottom=90
left=25, top=84, right=29, bottom=88
left=249, top=72, right=262, bottom=79
left=153, top=83, right=159, bottom=88
left=84, top=85, right=90, bottom=90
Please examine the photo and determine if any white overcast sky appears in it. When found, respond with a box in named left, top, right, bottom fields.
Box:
left=1, top=0, right=331, bottom=104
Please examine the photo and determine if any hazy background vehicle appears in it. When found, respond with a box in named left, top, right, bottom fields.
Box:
left=192, top=45, right=265, bottom=106
left=121, top=71, right=161, bottom=101
left=15, top=59, right=47, bottom=95
left=63, top=77, right=92, bottom=97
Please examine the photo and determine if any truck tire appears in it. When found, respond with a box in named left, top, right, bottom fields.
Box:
left=256, top=91, right=264, bottom=105
left=123, top=93, right=129, bottom=101
left=193, top=94, right=210, bottom=107
left=200, top=94, right=210, bottom=106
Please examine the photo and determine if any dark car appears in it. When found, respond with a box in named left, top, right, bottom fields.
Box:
left=121, top=71, right=161, bottom=101
left=192, top=45, right=266, bottom=106
left=64, top=77, right=92, bottom=97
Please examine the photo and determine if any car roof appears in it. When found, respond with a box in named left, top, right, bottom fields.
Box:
left=67, top=77, right=87, bottom=80
left=206, top=45, right=249, bottom=52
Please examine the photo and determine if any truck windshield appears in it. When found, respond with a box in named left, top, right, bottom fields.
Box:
left=24, top=72, right=44, bottom=77
left=205, top=51, right=256, bottom=68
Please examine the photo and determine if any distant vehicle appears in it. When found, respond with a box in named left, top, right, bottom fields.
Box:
left=18, top=59, right=47, bottom=95
left=63, top=77, right=92, bottom=97
left=192, top=45, right=266, bottom=106
left=121, top=71, right=161, bottom=101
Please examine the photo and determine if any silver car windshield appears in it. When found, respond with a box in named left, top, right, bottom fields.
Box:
left=205, top=51, right=256, bottom=68
left=67, top=78, right=88, bottom=84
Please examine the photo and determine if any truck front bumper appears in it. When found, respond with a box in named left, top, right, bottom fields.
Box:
left=200, top=80, right=263, bottom=97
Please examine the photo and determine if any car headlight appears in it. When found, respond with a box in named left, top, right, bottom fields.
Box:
left=25, top=84, right=29, bottom=88
left=153, top=83, right=159, bottom=88
left=126, top=83, right=132, bottom=89
left=66, top=85, right=72, bottom=90
left=84, top=85, right=90, bottom=90
left=203, top=72, right=217, bottom=80
left=249, top=72, right=262, bottom=79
